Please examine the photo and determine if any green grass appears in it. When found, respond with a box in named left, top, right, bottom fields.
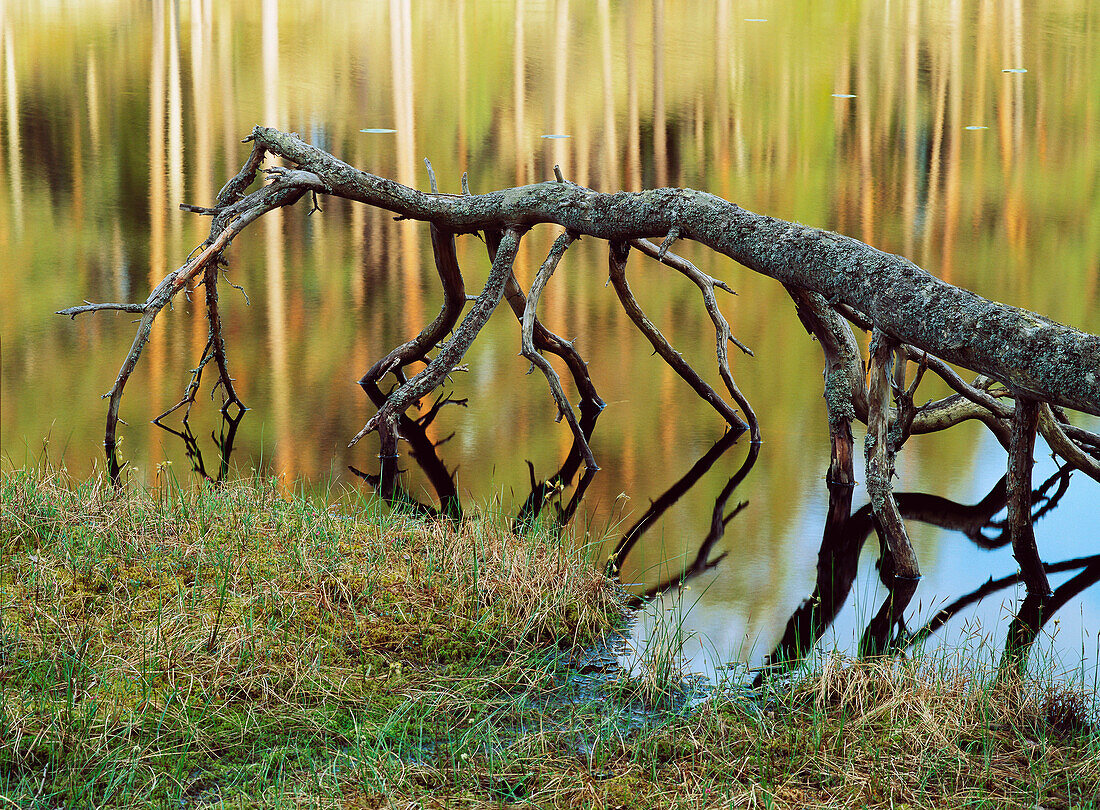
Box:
left=2, top=467, right=1098, bottom=808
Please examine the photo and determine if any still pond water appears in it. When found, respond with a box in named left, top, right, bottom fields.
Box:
left=2, top=0, right=1099, bottom=682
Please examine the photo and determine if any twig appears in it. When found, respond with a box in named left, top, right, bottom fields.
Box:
left=56, top=302, right=147, bottom=319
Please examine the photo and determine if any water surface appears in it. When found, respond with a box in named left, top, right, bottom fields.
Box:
left=2, top=0, right=1098, bottom=680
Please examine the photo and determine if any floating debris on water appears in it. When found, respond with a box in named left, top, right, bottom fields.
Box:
left=832, top=93, right=857, bottom=98
left=360, top=128, right=397, bottom=133
left=541, top=134, right=572, bottom=139
left=745, top=18, right=768, bottom=22
left=965, top=125, right=989, bottom=130
left=1002, top=68, right=1028, bottom=73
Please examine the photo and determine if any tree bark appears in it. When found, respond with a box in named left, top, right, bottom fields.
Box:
left=247, top=126, right=1100, bottom=419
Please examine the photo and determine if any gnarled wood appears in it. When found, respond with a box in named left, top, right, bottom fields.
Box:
left=61, top=128, right=1100, bottom=663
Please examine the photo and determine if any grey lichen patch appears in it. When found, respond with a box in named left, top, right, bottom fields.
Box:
left=824, top=368, right=857, bottom=427
left=864, top=463, right=890, bottom=511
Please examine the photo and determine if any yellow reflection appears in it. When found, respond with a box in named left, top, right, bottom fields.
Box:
left=550, top=0, right=570, bottom=177
left=652, top=0, right=666, bottom=188
left=513, top=0, right=532, bottom=184
left=190, top=0, right=213, bottom=356
left=597, top=0, right=618, bottom=191
left=391, top=0, right=423, bottom=341
left=625, top=9, right=640, bottom=191
left=147, top=0, right=167, bottom=477
left=457, top=0, right=468, bottom=170
left=4, top=21, right=22, bottom=237
left=940, top=0, right=964, bottom=283
left=901, top=0, right=918, bottom=258
left=167, top=0, right=187, bottom=370
left=263, top=0, right=293, bottom=480
left=86, top=50, right=101, bottom=155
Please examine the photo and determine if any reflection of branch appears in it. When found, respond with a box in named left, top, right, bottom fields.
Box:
left=758, top=471, right=1069, bottom=678
left=1000, top=558, right=1100, bottom=676
left=613, top=434, right=759, bottom=607
left=608, top=430, right=741, bottom=571
left=757, top=479, right=861, bottom=682
left=358, top=223, right=466, bottom=392
left=350, top=229, right=523, bottom=509
left=904, top=554, right=1100, bottom=650
left=633, top=498, right=749, bottom=606
left=152, top=313, right=247, bottom=484
left=153, top=395, right=245, bottom=483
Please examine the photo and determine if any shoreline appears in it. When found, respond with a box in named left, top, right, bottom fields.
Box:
left=2, top=468, right=1097, bottom=808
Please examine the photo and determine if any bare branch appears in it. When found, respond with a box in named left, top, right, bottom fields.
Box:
left=516, top=232, right=598, bottom=471
left=865, top=328, right=921, bottom=581
left=350, top=227, right=523, bottom=448
left=424, top=158, right=438, bottom=193
left=248, top=125, right=1100, bottom=418
left=629, top=237, right=758, bottom=441
left=57, top=302, right=147, bottom=319
left=608, top=242, right=750, bottom=435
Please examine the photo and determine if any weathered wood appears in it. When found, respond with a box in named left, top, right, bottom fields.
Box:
left=61, top=126, right=1100, bottom=672
left=249, top=126, right=1100, bottom=419
left=864, top=330, right=921, bottom=581
left=1007, top=397, right=1052, bottom=598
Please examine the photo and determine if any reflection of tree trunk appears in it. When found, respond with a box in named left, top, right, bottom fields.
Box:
left=901, top=1, right=918, bottom=258
left=262, top=0, right=292, bottom=480
left=4, top=15, right=24, bottom=236
left=1000, top=559, right=1100, bottom=677
left=551, top=0, right=570, bottom=177
left=597, top=0, right=618, bottom=192
left=758, top=470, right=1069, bottom=677
left=147, top=0, right=168, bottom=478
left=512, top=0, right=531, bottom=185
left=391, top=0, right=423, bottom=340
left=652, top=0, right=666, bottom=189
left=353, top=379, right=463, bottom=521
left=625, top=10, right=640, bottom=190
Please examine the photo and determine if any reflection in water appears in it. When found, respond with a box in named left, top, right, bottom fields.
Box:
left=6, top=2, right=1100, bottom=681
left=263, top=0, right=293, bottom=480
left=391, top=0, right=424, bottom=339
left=154, top=397, right=244, bottom=484
left=4, top=20, right=23, bottom=237
left=758, top=468, right=1073, bottom=681
left=146, top=0, right=168, bottom=477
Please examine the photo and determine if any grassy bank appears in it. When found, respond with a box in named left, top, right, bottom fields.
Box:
left=1, top=468, right=1098, bottom=808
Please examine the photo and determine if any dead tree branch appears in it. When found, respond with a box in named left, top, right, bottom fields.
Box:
left=61, top=125, right=1100, bottom=649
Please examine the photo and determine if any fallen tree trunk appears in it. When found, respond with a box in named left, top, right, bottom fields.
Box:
left=60, top=126, right=1100, bottom=648
left=247, top=126, right=1100, bottom=417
